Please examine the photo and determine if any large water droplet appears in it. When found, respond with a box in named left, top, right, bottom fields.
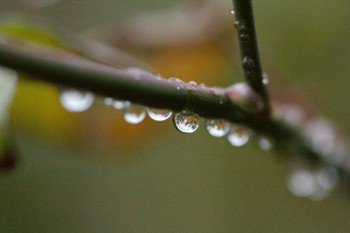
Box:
left=146, top=108, right=172, bottom=121
left=206, top=119, right=230, bottom=137
left=173, top=111, right=199, bottom=133
left=124, top=103, right=146, bottom=124
left=59, top=89, right=94, bottom=112
left=227, top=125, right=250, bottom=147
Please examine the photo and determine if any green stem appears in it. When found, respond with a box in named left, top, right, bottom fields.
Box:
left=232, top=0, right=270, bottom=115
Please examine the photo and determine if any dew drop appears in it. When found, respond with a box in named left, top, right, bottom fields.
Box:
left=188, top=81, right=198, bottom=87
left=262, top=72, right=269, bottom=84
left=168, top=77, right=184, bottom=83
left=173, top=111, right=199, bottom=133
left=234, top=21, right=240, bottom=30
left=104, top=97, right=127, bottom=109
left=227, top=125, right=250, bottom=147
left=259, top=137, right=272, bottom=151
left=59, top=89, right=94, bottom=112
left=124, top=103, right=146, bottom=124
left=242, top=56, right=255, bottom=71
left=288, top=168, right=318, bottom=197
left=113, top=100, right=126, bottom=109
left=240, top=33, right=249, bottom=43
left=206, top=119, right=230, bottom=137
left=146, top=108, right=172, bottom=121
left=230, top=8, right=235, bottom=15
left=104, top=97, right=114, bottom=106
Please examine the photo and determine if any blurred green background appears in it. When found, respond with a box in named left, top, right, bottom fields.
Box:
left=1, top=0, right=350, bottom=232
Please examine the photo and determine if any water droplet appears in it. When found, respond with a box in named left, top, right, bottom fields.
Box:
left=242, top=56, right=255, bottom=71
left=104, top=98, right=127, bottom=109
left=315, top=167, right=338, bottom=191
left=288, top=168, right=318, bottom=197
left=230, top=8, right=235, bottom=15
left=234, top=21, right=240, bottom=30
left=113, top=100, right=126, bottom=109
left=188, top=81, right=198, bottom=87
left=124, top=103, right=146, bottom=124
left=259, top=137, right=272, bottom=151
left=227, top=125, right=250, bottom=147
left=59, top=89, right=94, bottom=112
left=262, top=72, right=269, bottom=84
left=104, top=97, right=114, bottom=106
left=173, top=111, right=199, bottom=133
left=168, top=77, right=184, bottom=83
left=206, top=119, right=230, bottom=137
left=240, top=33, right=249, bottom=43
left=146, top=108, right=172, bottom=121
left=124, top=67, right=155, bottom=80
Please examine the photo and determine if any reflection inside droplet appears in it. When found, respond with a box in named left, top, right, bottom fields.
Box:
left=146, top=108, right=172, bottom=121
left=173, top=111, right=199, bottom=133
left=124, top=103, right=146, bottom=124
left=59, top=89, right=94, bottom=112
left=227, top=125, right=250, bottom=147
left=206, top=119, right=230, bottom=137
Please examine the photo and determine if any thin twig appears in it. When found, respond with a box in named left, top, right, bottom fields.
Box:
left=232, top=0, right=270, bottom=115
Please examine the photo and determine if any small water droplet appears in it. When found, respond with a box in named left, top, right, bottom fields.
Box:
left=188, top=81, right=198, bottom=87
left=168, top=77, right=184, bottom=83
left=59, top=89, right=94, bottom=112
left=206, top=119, right=230, bottom=137
left=227, top=125, right=250, bottom=147
left=262, top=72, right=269, bottom=84
left=230, top=8, right=235, bottom=15
left=124, top=104, right=146, bottom=124
left=234, top=21, right=240, bottom=30
left=113, top=100, right=126, bottom=109
left=259, top=137, right=272, bottom=151
left=315, top=167, right=338, bottom=191
left=240, top=33, right=249, bottom=43
left=146, top=108, right=172, bottom=121
left=124, top=67, right=155, bottom=80
left=104, top=97, right=114, bottom=106
left=173, top=111, right=199, bottom=133
left=242, top=56, right=255, bottom=71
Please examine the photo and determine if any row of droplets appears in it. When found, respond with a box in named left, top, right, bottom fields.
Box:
left=59, top=88, right=272, bottom=149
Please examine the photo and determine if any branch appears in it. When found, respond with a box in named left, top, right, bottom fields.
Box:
left=232, top=0, right=270, bottom=115
left=0, top=32, right=349, bottom=190
left=0, top=38, right=248, bottom=122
